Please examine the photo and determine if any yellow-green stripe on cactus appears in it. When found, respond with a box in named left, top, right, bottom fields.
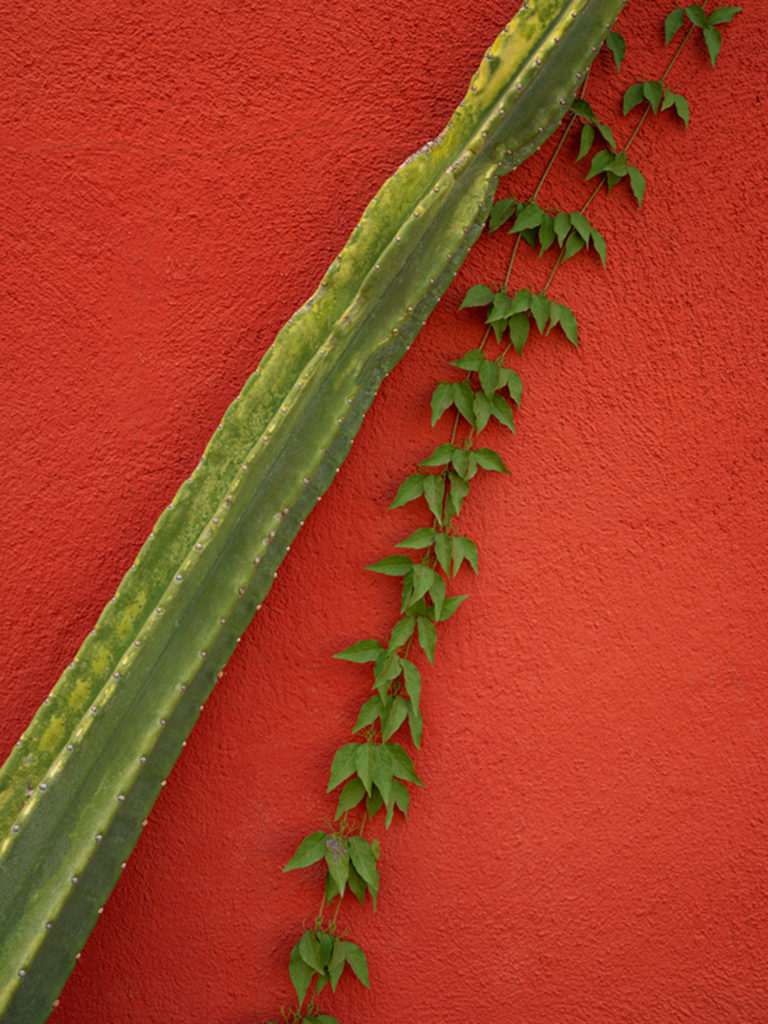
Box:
left=0, top=1, right=622, bottom=1018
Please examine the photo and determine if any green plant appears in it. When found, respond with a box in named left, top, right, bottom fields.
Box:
left=0, top=2, right=623, bottom=1019
left=271, top=3, right=741, bottom=1021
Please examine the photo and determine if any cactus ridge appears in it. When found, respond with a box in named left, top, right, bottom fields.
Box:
left=0, top=1, right=623, bottom=1018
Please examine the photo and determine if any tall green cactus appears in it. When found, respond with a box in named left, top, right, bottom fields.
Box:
left=0, top=1, right=622, bottom=1018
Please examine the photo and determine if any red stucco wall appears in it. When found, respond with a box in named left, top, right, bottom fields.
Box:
left=2, top=2, right=766, bottom=1022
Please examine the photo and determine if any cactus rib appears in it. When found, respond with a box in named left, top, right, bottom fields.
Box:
left=0, top=1, right=623, bottom=1018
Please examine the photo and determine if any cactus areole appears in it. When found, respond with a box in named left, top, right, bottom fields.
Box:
left=0, top=1, right=622, bottom=1018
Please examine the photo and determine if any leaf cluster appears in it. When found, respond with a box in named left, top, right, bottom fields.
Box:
left=623, top=79, right=689, bottom=127
left=285, top=829, right=382, bottom=907
left=325, top=737, right=422, bottom=829
left=460, top=284, right=578, bottom=349
left=665, top=4, right=741, bottom=65
left=287, top=926, right=369, bottom=1007
left=489, top=195, right=608, bottom=268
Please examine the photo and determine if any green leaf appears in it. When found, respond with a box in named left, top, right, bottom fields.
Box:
left=346, top=861, right=368, bottom=906
left=451, top=446, right=471, bottom=479
left=501, top=367, right=522, bottom=405
left=459, top=283, right=495, bottom=310
left=390, top=471, right=426, bottom=508
left=473, top=447, right=509, bottom=473
left=399, top=574, right=414, bottom=615
left=416, top=615, right=437, bottom=664
left=299, top=930, right=326, bottom=974
left=409, top=564, right=437, bottom=606
left=366, top=554, right=414, bottom=576
left=607, top=150, right=628, bottom=177
left=420, top=474, right=444, bottom=522
left=506, top=313, right=530, bottom=354
left=586, top=147, right=615, bottom=179
left=327, top=743, right=360, bottom=792
left=665, top=7, right=684, bottom=43
left=451, top=380, right=476, bottom=426
left=355, top=744, right=377, bottom=796
left=290, top=941, right=317, bottom=1005
left=486, top=290, right=515, bottom=323
left=707, top=6, right=741, bottom=25
left=478, top=359, right=500, bottom=396
left=401, top=658, right=422, bottom=711
left=396, top=527, right=437, bottom=550
left=627, top=164, right=646, bottom=207
left=490, top=393, right=516, bottom=433
left=529, top=292, right=550, bottom=333
left=284, top=831, right=328, bottom=871
left=328, top=938, right=346, bottom=991
left=317, top=930, right=334, bottom=966
left=604, top=169, right=622, bottom=192
left=381, top=696, right=408, bottom=742
left=596, top=121, right=616, bottom=150
left=335, top=777, right=366, bottom=818
left=622, top=82, right=644, bottom=116
left=474, top=391, right=492, bottom=433
left=419, top=443, right=455, bottom=467
left=373, top=648, right=401, bottom=689
left=446, top=471, right=470, bottom=518
left=553, top=211, right=571, bottom=246
left=372, top=742, right=394, bottom=802
left=569, top=211, right=592, bottom=243
left=365, top=786, right=384, bottom=819
left=684, top=4, right=706, bottom=27
left=451, top=348, right=485, bottom=371
left=389, top=614, right=416, bottom=649
left=548, top=302, right=579, bottom=346
left=451, top=535, right=479, bottom=575
left=563, top=231, right=586, bottom=262
left=387, top=779, right=410, bottom=826
left=538, top=214, right=556, bottom=255
left=488, top=196, right=518, bottom=233
left=577, top=122, right=595, bottom=161
left=511, top=201, right=544, bottom=233
left=333, top=638, right=384, bottom=663
left=508, top=288, right=532, bottom=315
left=341, top=941, right=370, bottom=988
left=323, top=835, right=350, bottom=901
left=702, top=24, right=722, bottom=65
left=662, top=89, right=690, bottom=128
left=571, top=97, right=595, bottom=121
left=305, top=1016, right=340, bottom=1024
left=386, top=742, right=424, bottom=786
left=430, top=382, right=454, bottom=427
left=642, top=79, right=663, bottom=113
left=432, top=593, right=468, bottom=622
left=605, top=30, right=625, bottom=72
left=428, top=573, right=446, bottom=620
left=353, top=695, right=384, bottom=732
left=590, top=227, right=607, bottom=267
left=433, top=531, right=452, bottom=575
left=406, top=701, right=423, bottom=749
left=348, top=836, right=380, bottom=893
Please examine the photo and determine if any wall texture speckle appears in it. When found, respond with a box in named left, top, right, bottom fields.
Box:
left=1, top=2, right=766, bottom=1022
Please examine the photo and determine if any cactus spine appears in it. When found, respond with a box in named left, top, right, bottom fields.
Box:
left=0, top=1, right=622, bottom=1018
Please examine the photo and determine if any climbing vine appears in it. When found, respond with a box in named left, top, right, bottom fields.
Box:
left=268, top=5, right=740, bottom=1022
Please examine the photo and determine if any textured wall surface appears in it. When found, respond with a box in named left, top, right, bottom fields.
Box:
left=1, top=1, right=766, bottom=1022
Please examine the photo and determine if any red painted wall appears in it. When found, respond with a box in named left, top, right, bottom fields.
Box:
left=2, top=2, right=766, bottom=1022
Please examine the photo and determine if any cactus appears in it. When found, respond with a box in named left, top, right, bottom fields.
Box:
left=0, top=1, right=622, bottom=1019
